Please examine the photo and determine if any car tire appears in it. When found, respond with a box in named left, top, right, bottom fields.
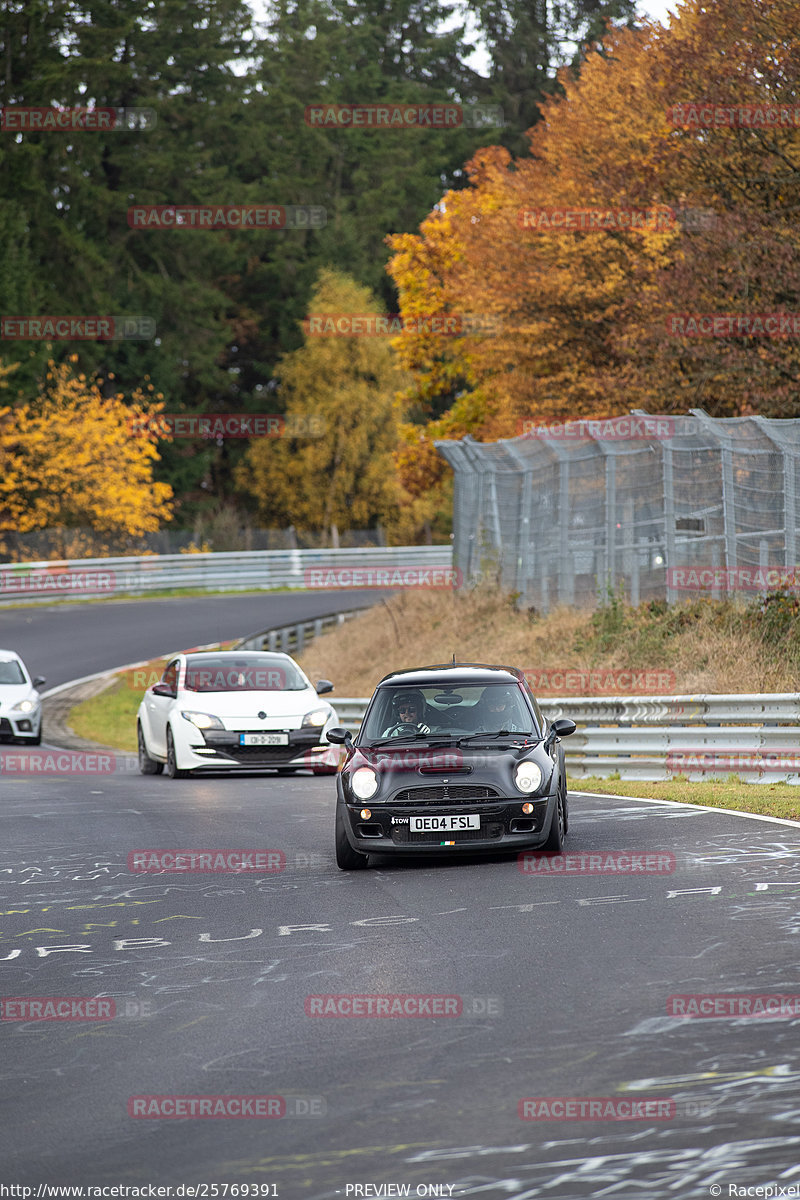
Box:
left=138, top=722, right=164, bottom=775
left=335, top=803, right=369, bottom=870
left=541, top=784, right=566, bottom=852
left=30, top=729, right=42, bottom=746
left=312, top=764, right=338, bottom=776
left=166, top=727, right=188, bottom=779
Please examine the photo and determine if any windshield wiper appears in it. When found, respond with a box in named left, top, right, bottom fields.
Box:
left=458, top=730, right=537, bottom=744
left=364, top=733, right=457, bottom=749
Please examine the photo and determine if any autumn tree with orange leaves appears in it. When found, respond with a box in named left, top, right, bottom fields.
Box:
left=388, top=0, right=800, bottom=522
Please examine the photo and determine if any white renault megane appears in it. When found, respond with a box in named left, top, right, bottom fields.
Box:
left=136, top=650, right=339, bottom=779
left=0, top=650, right=46, bottom=744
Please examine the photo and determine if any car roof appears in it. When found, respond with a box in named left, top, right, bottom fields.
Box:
left=375, top=664, right=526, bottom=688
left=179, top=649, right=296, bottom=660
left=0, top=649, right=23, bottom=660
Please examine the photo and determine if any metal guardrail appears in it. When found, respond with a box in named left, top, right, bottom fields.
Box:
left=0, top=546, right=453, bottom=602
left=331, top=694, right=800, bottom=785
left=234, top=609, right=367, bottom=655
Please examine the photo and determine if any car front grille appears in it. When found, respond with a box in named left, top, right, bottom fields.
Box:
left=0, top=717, right=12, bottom=738
left=391, top=784, right=501, bottom=805
left=393, top=822, right=505, bottom=844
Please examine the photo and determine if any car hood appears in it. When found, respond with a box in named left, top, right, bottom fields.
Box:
left=347, top=740, right=555, bottom=796
left=176, top=687, right=324, bottom=719
left=0, top=682, right=37, bottom=710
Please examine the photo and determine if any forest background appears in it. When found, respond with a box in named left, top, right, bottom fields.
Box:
left=1, top=0, right=797, bottom=557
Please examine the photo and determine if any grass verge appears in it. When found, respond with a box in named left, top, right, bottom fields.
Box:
left=68, top=676, right=145, bottom=753
left=567, top=774, right=800, bottom=821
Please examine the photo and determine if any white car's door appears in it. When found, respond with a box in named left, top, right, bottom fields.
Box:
left=144, top=658, right=180, bottom=757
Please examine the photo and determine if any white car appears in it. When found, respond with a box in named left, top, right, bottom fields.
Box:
left=0, top=649, right=46, bottom=744
left=136, top=650, right=340, bottom=779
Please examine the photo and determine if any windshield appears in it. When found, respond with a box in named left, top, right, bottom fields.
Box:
left=360, top=682, right=536, bottom=742
left=0, top=660, right=26, bottom=685
left=182, top=655, right=308, bottom=692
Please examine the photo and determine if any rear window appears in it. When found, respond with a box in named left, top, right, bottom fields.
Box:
left=0, top=660, right=26, bottom=685
left=183, top=655, right=307, bottom=692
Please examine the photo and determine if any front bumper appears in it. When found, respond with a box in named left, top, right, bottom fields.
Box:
left=338, top=791, right=557, bottom=855
left=177, top=725, right=338, bottom=771
left=0, top=711, right=41, bottom=741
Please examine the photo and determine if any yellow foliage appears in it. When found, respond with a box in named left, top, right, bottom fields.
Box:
left=0, top=357, right=174, bottom=546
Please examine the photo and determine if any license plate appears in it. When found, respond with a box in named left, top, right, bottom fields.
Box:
left=239, top=733, right=289, bottom=746
left=409, top=814, right=480, bottom=832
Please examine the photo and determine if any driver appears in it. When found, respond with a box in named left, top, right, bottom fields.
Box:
left=382, top=689, right=431, bottom=737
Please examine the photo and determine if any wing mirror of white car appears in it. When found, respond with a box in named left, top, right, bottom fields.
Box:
left=316, top=679, right=334, bottom=695
left=33, top=676, right=46, bottom=688
left=151, top=682, right=176, bottom=698
left=326, top=726, right=352, bottom=747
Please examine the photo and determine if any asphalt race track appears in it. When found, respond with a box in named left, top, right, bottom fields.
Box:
left=1, top=596, right=799, bottom=1196
left=0, top=590, right=388, bottom=689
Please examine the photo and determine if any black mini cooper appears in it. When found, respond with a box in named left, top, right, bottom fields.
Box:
left=326, top=664, right=576, bottom=870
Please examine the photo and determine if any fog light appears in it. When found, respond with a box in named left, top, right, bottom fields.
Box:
left=360, top=808, right=372, bottom=819
left=522, top=802, right=534, bottom=814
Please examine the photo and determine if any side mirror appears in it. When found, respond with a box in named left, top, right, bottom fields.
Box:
left=326, top=726, right=352, bottom=747
left=151, top=682, right=175, bottom=698
left=544, top=717, right=576, bottom=749
left=33, top=676, right=46, bottom=688
left=316, top=679, right=334, bottom=695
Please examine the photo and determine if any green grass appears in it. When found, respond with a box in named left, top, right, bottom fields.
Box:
left=568, top=773, right=800, bottom=822
left=68, top=675, right=146, bottom=753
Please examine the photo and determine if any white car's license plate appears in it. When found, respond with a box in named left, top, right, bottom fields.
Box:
left=409, top=814, right=480, bottom=832
left=239, top=733, right=289, bottom=746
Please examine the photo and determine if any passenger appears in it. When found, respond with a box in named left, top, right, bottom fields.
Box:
left=482, top=687, right=529, bottom=732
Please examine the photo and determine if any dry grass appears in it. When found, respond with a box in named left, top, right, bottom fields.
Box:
left=296, top=587, right=800, bottom=697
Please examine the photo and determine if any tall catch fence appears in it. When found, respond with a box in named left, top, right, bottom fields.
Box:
left=436, top=409, right=800, bottom=611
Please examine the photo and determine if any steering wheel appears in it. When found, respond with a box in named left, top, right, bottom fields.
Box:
left=384, top=722, right=420, bottom=736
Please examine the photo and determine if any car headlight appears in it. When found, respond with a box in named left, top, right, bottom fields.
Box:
left=11, top=698, right=38, bottom=713
left=350, top=767, right=379, bottom=800
left=514, top=760, right=544, bottom=794
left=302, top=707, right=331, bottom=728
left=181, top=710, right=225, bottom=730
